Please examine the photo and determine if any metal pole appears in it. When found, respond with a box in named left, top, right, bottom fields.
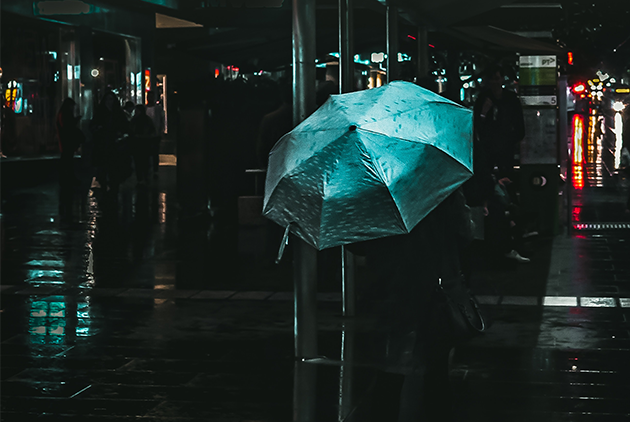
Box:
left=291, top=5, right=318, bottom=420
left=337, top=321, right=355, bottom=421
left=386, top=4, right=399, bottom=83
left=416, top=26, right=428, bottom=83
left=341, top=245, right=355, bottom=317
left=339, top=0, right=354, bottom=93
left=558, top=75, right=571, bottom=235
left=293, top=0, right=317, bottom=127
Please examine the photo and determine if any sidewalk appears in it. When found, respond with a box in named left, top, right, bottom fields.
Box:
left=1, top=153, right=630, bottom=421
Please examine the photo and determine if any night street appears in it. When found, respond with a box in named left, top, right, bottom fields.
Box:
left=2, top=105, right=630, bottom=420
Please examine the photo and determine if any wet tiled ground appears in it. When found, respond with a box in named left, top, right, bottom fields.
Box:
left=2, top=132, right=630, bottom=421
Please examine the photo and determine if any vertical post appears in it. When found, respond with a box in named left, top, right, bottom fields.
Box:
left=341, top=245, right=355, bottom=317
left=416, top=26, right=429, bottom=83
left=386, top=4, right=399, bottom=83
left=293, top=0, right=317, bottom=127
left=558, top=75, right=571, bottom=235
left=339, top=0, right=354, bottom=93
left=292, top=0, right=318, bottom=419
left=77, top=26, right=95, bottom=125
left=337, top=321, right=355, bottom=421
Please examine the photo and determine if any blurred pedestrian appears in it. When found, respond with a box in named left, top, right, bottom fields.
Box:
left=145, top=91, right=164, bottom=177
left=474, top=64, right=525, bottom=183
left=355, top=187, right=473, bottom=422
left=129, top=104, right=156, bottom=185
left=123, top=101, right=135, bottom=121
left=90, top=90, right=129, bottom=193
left=256, top=82, right=292, bottom=169
left=486, top=175, right=530, bottom=263
left=56, top=98, right=84, bottom=187
left=473, top=64, right=530, bottom=263
left=56, top=98, right=85, bottom=219
left=257, top=82, right=294, bottom=268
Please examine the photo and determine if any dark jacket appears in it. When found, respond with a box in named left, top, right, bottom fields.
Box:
left=360, top=188, right=472, bottom=372
left=473, top=89, right=525, bottom=179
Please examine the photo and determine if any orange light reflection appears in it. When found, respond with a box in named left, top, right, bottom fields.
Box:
left=572, top=114, right=584, bottom=165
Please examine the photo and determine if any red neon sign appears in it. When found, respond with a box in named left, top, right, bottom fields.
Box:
left=144, top=69, right=151, bottom=92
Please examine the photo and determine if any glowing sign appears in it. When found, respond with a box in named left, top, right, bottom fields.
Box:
left=615, top=88, right=630, bottom=94
left=572, top=114, right=584, bottom=165
left=567, top=51, right=573, bottom=65
left=371, top=52, right=385, bottom=63
left=144, top=69, right=151, bottom=91
left=4, top=80, right=23, bottom=113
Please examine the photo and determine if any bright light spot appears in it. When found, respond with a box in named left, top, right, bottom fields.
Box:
left=613, top=112, right=624, bottom=169
left=371, top=52, right=385, bottom=63
left=573, top=83, right=586, bottom=93
left=573, top=114, right=584, bottom=165
left=463, top=82, right=470, bottom=89
left=90, top=69, right=99, bottom=77
left=613, top=101, right=625, bottom=112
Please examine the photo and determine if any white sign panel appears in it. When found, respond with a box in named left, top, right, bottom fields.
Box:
left=519, top=55, right=557, bottom=68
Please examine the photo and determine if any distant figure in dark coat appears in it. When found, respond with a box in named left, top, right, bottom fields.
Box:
left=56, top=98, right=84, bottom=186
left=472, top=64, right=530, bottom=263
left=90, top=90, right=129, bottom=192
left=256, top=83, right=293, bottom=169
left=145, top=91, right=164, bottom=177
left=129, top=105, right=156, bottom=185
left=474, top=64, right=525, bottom=182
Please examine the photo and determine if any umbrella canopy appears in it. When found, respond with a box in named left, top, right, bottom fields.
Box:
left=263, top=80, right=473, bottom=250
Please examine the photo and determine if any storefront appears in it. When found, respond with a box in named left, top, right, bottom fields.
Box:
left=1, top=1, right=155, bottom=156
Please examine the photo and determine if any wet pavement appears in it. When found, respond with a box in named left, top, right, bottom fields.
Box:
left=2, top=111, right=630, bottom=421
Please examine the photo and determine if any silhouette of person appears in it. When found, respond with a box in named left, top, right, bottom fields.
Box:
left=90, top=90, right=129, bottom=193
left=56, top=98, right=84, bottom=187
left=123, top=101, right=135, bottom=121
left=474, top=64, right=525, bottom=182
left=129, top=105, right=156, bottom=185
left=473, top=64, right=529, bottom=263
left=256, top=83, right=293, bottom=169
left=145, top=91, right=164, bottom=177
left=354, top=188, right=472, bottom=422
left=56, top=98, right=85, bottom=219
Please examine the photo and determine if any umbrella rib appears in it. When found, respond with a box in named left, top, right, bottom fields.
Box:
left=359, top=139, right=408, bottom=232
left=360, top=100, right=463, bottom=127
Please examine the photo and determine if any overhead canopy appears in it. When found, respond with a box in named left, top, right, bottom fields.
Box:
left=451, top=26, right=564, bottom=54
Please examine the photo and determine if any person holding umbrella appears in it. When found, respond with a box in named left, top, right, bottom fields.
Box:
left=263, top=81, right=477, bottom=421
left=356, top=187, right=473, bottom=421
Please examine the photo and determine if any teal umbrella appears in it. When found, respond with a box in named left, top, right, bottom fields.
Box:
left=263, top=81, right=473, bottom=251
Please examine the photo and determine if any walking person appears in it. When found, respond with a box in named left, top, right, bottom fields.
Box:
left=90, top=90, right=129, bottom=193
left=145, top=91, right=164, bottom=178
left=474, top=64, right=525, bottom=183
left=56, top=98, right=85, bottom=219
left=56, top=98, right=84, bottom=187
left=354, top=187, right=473, bottom=422
left=129, top=104, right=156, bottom=185
left=473, top=64, right=530, bottom=263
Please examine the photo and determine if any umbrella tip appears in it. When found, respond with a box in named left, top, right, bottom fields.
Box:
left=349, top=125, right=357, bottom=131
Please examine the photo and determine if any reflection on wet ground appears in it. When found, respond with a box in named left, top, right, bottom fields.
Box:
left=2, top=107, right=630, bottom=421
